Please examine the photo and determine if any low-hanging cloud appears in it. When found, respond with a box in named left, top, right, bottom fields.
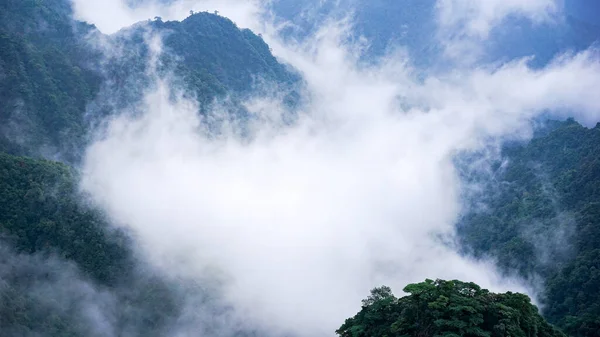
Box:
left=79, top=1, right=600, bottom=337
left=0, top=240, right=258, bottom=337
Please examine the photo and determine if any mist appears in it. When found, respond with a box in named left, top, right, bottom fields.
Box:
left=70, top=0, right=263, bottom=34
left=75, top=0, right=600, bottom=336
left=0, top=244, right=116, bottom=337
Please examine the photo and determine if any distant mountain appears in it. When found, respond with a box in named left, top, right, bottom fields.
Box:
left=484, top=13, right=600, bottom=68
left=0, top=0, right=297, bottom=161
left=270, top=0, right=439, bottom=66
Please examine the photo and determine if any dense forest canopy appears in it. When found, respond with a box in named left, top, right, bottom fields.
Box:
left=337, top=279, right=565, bottom=337
left=458, top=120, right=600, bottom=336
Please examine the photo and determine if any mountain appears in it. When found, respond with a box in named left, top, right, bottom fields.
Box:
left=338, top=279, right=565, bottom=337
left=105, top=12, right=298, bottom=109
left=270, top=0, right=439, bottom=67
left=0, top=0, right=297, bottom=162
left=0, top=1, right=297, bottom=336
left=458, top=120, right=600, bottom=336
left=0, top=0, right=102, bottom=160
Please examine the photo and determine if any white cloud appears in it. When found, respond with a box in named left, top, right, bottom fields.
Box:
left=436, top=0, right=560, bottom=61
left=0, top=245, right=118, bottom=337
left=437, top=0, right=558, bottom=38
left=80, top=11, right=600, bottom=336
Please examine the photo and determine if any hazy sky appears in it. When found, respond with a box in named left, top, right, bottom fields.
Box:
left=74, top=0, right=600, bottom=336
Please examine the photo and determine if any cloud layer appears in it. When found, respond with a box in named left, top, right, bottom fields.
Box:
left=78, top=1, right=600, bottom=336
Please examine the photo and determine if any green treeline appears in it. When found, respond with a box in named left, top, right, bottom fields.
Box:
left=337, top=279, right=565, bottom=337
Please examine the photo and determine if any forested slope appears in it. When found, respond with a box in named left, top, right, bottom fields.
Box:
left=0, top=0, right=296, bottom=161
left=0, top=152, right=195, bottom=336
left=0, top=0, right=101, bottom=158
left=0, top=152, right=130, bottom=284
left=459, top=119, right=600, bottom=336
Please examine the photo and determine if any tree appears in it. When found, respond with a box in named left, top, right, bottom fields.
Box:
left=337, top=279, right=566, bottom=337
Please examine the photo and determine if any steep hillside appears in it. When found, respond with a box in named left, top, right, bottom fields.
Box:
left=459, top=120, right=600, bottom=336
left=0, top=152, right=189, bottom=336
left=0, top=152, right=130, bottom=284
left=0, top=0, right=102, bottom=159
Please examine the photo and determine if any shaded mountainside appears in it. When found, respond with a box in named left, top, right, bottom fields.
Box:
left=459, top=119, right=600, bottom=336
left=0, top=152, right=171, bottom=336
left=338, top=279, right=565, bottom=337
left=105, top=12, right=298, bottom=110
left=0, top=152, right=261, bottom=337
left=0, top=152, right=131, bottom=285
left=0, top=0, right=102, bottom=159
left=160, top=13, right=296, bottom=93
left=0, top=0, right=297, bottom=161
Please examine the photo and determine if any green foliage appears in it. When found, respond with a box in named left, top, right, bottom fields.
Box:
left=458, top=119, right=600, bottom=336
left=0, top=0, right=102, bottom=160
left=0, top=152, right=132, bottom=285
left=161, top=12, right=296, bottom=93
left=337, top=279, right=565, bottom=337
left=0, top=152, right=192, bottom=336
